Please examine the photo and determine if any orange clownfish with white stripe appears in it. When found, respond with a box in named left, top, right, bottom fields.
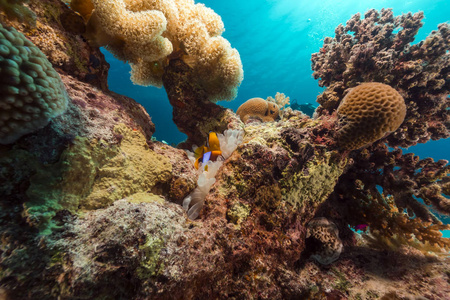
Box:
left=194, top=132, right=222, bottom=170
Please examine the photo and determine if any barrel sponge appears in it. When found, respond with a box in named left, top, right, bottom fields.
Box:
left=0, top=24, right=68, bottom=144
left=337, top=82, right=406, bottom=150
left=74, top=0, right=243, bottom=101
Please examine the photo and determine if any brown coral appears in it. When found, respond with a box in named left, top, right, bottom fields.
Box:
left=236, top=97, right=279, bottom=123
left=336, top=82, right=406, bottom=150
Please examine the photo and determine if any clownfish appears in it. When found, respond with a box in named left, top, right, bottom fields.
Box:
left=194, top=132, right=222, bottom=170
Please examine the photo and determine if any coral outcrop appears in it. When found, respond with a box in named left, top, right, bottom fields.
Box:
left=312, top=8, right=450, bottom=148
left=336, top=82, right=406, bottom=150
left=311, top=8, right=450, bottom=254
left=0, top=24, right=69, bottom=144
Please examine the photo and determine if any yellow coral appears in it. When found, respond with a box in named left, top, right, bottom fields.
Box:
left=236, top=97, right=279, bottom=123
left=337, top=82, right=406, bottom=150
left=71, top=0, right=243, bottom=101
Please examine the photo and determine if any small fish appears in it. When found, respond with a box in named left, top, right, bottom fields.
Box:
left=194, top=132, right=222, bottom=169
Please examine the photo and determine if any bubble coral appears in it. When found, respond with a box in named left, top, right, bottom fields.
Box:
left=337, top=82, right=406, bottom=150
left=236, top=97, right=279, bottom=123
left=0, top=24, right=69, bottom=144
left=70, top=0, right=243, bottom=102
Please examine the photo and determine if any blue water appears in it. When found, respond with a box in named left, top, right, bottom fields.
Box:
left=103, top=1, right=450, bottom=237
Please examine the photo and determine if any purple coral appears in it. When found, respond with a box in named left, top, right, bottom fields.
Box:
left=312, top=8, right=450, bottom=148
left=312, top=9, right=450, bottom=251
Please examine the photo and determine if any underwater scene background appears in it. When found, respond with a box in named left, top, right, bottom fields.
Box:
left=1, top=0, right=450, bottom=298
left=104, top=0, right=449, bottom=154
left=103, top=0, right=450, bottom=236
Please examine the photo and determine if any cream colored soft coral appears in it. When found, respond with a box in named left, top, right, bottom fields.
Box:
left=74, top=0, right=243, bottom=101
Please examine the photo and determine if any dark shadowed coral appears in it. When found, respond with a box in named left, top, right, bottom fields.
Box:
left=162, top=59, right=241, bottom=148
left=0, top=0, right=36, bottom=25
left=304, top=217, right=343, bottom=265
left=318, top=143, right=450, bottom=251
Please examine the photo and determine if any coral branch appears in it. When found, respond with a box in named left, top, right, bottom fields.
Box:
left=312, top=8, right=450, bottom=148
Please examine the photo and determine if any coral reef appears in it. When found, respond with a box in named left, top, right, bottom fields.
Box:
left=312, top=8, right=450, bottom=148
left=236, top=97, right=280, bottom=123
left=311, top=9, right=450, bottom=254
left=336, top=82, right=406, bottom=150
left=0, top=3, right=449, bottom=300
left=0, top=24, right=69, bottom=144
left=70, top=0, right=243, bottom=102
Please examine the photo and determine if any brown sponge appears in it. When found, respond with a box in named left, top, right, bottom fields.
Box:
left=337, top=82, right=406, bottom=150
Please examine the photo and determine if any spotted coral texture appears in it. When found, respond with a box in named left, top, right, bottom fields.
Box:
left=0, top=24, right=68, bottom=144
left=76, top=0, right=243, bottom=101
left=306, top=217, right=343, bottom=265
left=337, top=82, right=406, bottom=150
left=236, top=97, right=279, bottom=123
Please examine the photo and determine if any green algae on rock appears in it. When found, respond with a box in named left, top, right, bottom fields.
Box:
left=22, top=124, right=172, bottom=233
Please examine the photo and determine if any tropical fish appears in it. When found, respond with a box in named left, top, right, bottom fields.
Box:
left=194, top=132, right=222, bottom=169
